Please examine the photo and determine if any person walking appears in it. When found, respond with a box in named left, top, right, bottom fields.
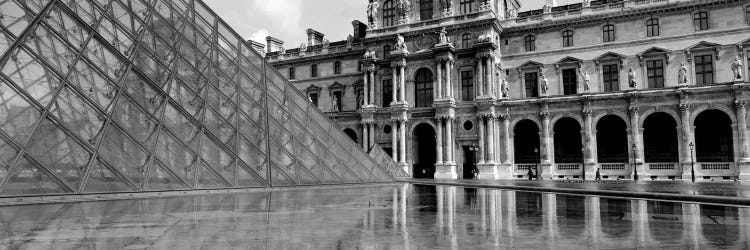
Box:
left=595, top=168, right=601, bottom=181
left=527, top=167, right=533, bottom=181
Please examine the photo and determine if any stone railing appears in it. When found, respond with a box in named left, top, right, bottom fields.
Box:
left=700, top=162, right=733, bottom=170
left=648, top=163, right=677, bottom=170
left=600, top=163, right=627, bottom=170
left=516, top=164, right=537, bottom=170
left=557, top=163, right=581, bottom=170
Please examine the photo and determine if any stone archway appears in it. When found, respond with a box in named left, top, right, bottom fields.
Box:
left=596, top=115, right=629, bottom=163
left=412, top=123, right=436, bottom=179
left=553, top=117, right=583, bottom=163
left=514, top=119, right=540, bottom=164
left=643, top=112, right=679, bottom=163
left=695, top=109, right=734, bottom=162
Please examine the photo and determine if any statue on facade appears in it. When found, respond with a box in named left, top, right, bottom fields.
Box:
left=502, top=79, right=509, bottom=98
left=540, top=73, right=549, bottom=96
left=367, top=0, right=380, bottom=26
left=732, top=56, right=744, bottom=80
left=580, top=69, right=591, bottom=92
left=507, top=7, right=518, bottom=18
left=440, top=0, right=452, bottom=11
left=299, top=43, right=307, bottom=52
left=394, top=34, right=408, bottom=53
left=332, top=96, right=340, bottom=112
left=628, top=68, right=637, bottom=88
left=397, top=0, right=412, bottom=20
left=322, top=39, right=330, bottom=48
left=582, top=0, right=591, bottom=7
left=438, top=27, right=449, bottom=45
left=346, top=35, right=353, bottom=49
left=543, top=3, right=553, bottom=13
left=678, top=62, right=688, bottom=85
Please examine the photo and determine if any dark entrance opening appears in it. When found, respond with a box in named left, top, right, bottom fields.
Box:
left=413, top=123, right=436, bottom=179
left=554, top=117, right=583, bottom=163
left=643, top=112, right=678, bottom=163
left=343, top=128, right=358, bottom=143
left=695, top=110, right=734, bottom=162
left=596, top=115, right=628, bottom=163
left=514, top=120, right=540, bottom=164
left=462, top=146, right=476, bottom=179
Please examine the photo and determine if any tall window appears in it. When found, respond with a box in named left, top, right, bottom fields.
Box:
left=524, top=35, right=536, bottom=52
left=524, top=72, right=539, bottom=98
left=562, top=68, right=577, bottom=95
left=602, top=24, right=615, bottom=42
left=415, top=69, right=433, bottom=107
left=694, top=11, right=709, bottom=31
left=562, top=30, right=574, bottom=47
left=311, top=64, right=318, bottom=77
left=746, top=6, right=750, bottom=25
left=334, top=61, right=342, bottom=75
left=602, top=64, right=619, bottom=92
left=694, top=55, right=714, bottom=85
left=461, top=34, right=471, bottom=48
left=461, top=70, right=474, bottom=101
left=382, top=79, right=392, bottom=107
left=646, top=60, right=664, bottom=88
left=420, top=0, right=433, bottom=21
left=383, top=0, right=395, bottom=27
left=309, top=93, right=319, bottom=107
left=289, top=67, right=296, bottom=80
left=646, top=18, right=659, bottom=37
left=383, top=45, right=391, bottom=57
left=460, top=0, right=474, bottom=14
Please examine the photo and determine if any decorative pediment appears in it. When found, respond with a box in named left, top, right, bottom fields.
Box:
left=685, top=41, right=720, bottom=61
left=739, top=37, right=750, bottom=46
left=328, top=82, right=346, bottom=95
left=637, top=47, right=671, bottom=65
left=555, top=56, right=582, bottom=68
left=737, top=38, right=750, bottom=56
left=594, top=51, right=625, bottom=67
left=517, top=60, right=544, bottom=70
left=306, top=84, right=321, bottom=93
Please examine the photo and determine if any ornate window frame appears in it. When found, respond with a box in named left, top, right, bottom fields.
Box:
left=517, top=61, right=543, bottom=98
left=306, top=85, right=322, bottom=107
left=602, top=23, right=615, bottom=43
left=329, top=82, right=346, bottom=111
left=645, top=17, right=660, bottom=37
left=685, top=41, right=720, bottom=85
left=523, top=34, right=536, bottom=52
left=334, top=61, right=342, bottom=75
left=594, top=51, right=626, bottom=92
left=562, top=29, right=574, bottom=48
left=461, top=33, right=471, bottom=48
left=637, top=47, right=670, bottom=88
left=693, top=10, right=709, bottom=31
left=555, top=57, right=582, bottom=95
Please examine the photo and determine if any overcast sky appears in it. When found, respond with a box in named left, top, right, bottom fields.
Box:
left=203, top=0, right=579, bottom=47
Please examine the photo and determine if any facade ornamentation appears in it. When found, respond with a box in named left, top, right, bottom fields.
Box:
left=332, top=95, right=340, bottom=112
left=502, top=79, right=509, bottom=98
left=678, top=62, right=689, bottom=85
left=366, top=0, right=379, bottom=27
left=397, top=0, right=411, bottom=22
left=438, top=27, right=449, bottom=45
left=580, top=69, right=591, bottom=93
left=394, top=34, right=408, bottom=53
left=540, top=73, right=549, bottom=96
left=732, top=56, right=744, bottom=80
left=628, top=68, right=637, bottom=89
left=507, top=7, right=518, bottom=19
left=543, top=3, right=553, bottom=13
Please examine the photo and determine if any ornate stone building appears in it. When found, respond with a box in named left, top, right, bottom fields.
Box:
left=264, top=0, right=750, bottom=181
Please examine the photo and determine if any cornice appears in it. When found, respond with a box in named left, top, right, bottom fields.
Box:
left=269, top=49, right=367, bottom=67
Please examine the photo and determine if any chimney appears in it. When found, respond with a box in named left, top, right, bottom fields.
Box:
left=265, top=36, right=284, bottom=53
left=306, top=28, right=325, bottom=46
left=247, top=40, right=266, bottom=55
left=352, top=20, right=368, bottom=41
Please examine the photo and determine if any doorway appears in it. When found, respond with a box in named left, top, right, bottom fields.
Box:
left=462, top=146, right=475, bottom=179
left=413, top=123, right=436, bottom=179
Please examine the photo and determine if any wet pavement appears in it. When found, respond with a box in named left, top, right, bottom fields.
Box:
left=1, top=184, right=750, bottom=249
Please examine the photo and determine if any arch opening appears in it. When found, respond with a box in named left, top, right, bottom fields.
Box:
left=514, top=120, right=540, bottom=164
left=643, top=112, right=679, bottom=163
left=596, top=115, right=629, bottom=163
left=553, top=117, right=583, bottom=163
left=413, top=123, right=436, bottom=179
left=695, top=110, right=734, bottom=162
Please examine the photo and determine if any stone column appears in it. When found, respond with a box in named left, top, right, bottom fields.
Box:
left=629, top=106, right=643, bottom=163
left=478, top=116, right=486, bottom=164
left=369, top=123, right=375, bottom=151
left=446, top=60, right=453, bottom=98
left=488, top=57, right=494, bottom=97
left=495, top=117, right=501, bottom=164
left=436, top=61, right=443, bottom=99
left=488, top=116, right=496, bottom=164
left=477, top=58, right=484, bottom=97
left=541, top=112, right=552, bottom=164
left=399, top=66, right=406, bottom=102
left=363, top=70, right=369, bottom=106
left=392, top=67, right=398, bottom=104
left=436, top=118, right=444, bottom=164
left=584, top=109, right=595, bottom=163
left=503, top=115, right=512, bottom=165
left=392, top=120, right=398, bottom=163
left=363, top=123, right=369, bottom=151
left=736, top=101, right=750, bottom=161
left=369, top=71, right=376, bottom=105
left=399, top=120, right=407, bottom=164
left=680, top=104, right=692, bottom=164
left=446, top=118, right=454, bottom=163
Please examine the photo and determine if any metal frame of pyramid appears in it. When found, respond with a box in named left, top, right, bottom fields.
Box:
left=0, top=0, right=394, bottom=196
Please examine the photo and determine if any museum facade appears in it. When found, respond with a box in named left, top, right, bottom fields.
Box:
left=264, top=0, right=750, bottom=181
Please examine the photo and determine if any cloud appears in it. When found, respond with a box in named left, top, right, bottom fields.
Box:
left=249, top=29, right=269, bottom=45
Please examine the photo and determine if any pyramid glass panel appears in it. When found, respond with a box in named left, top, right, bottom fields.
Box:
left=0, top=0, right=394, bottom=197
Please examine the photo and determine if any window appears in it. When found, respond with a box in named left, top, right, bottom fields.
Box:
left=382, top=79, right=392, bottom=107
left=462, top=34, right=471, bottom=48
left=694, top=55, right=714, bottom=85
left=646, top=60, right=664, bottom=88
left=358, top=63, right=362, bottom=72
left=461, top=70, right=474, bottom=101
left=562, top=68, right=577, bottom=95
left=694, top=11, right=709, bottom=31
left=562, top=30, right=574, bottom=47
left=524, top=72, right=539, bottom=98
left=414, top=69, right=433, bottom=107
left=602, top=64, right=619, bottom=92
left=334, top=61, right=342, bottom=75
left=383, top=45, right=391, bottom=57
left=746, top=6, right=750, bottom=25
left=420, top=0, right=433, bottom=21
left=383, top=0, right=395, bottom=27
left=333, top=91, right=343, bottom=111
left=646, top=18, right=659, bottom=37
left=289, top=67, right=296, bottom=80
left=309, top=93, right=319, bottom=107
left=602, top=24, right=615, bottom=42
left=460, top=0, right=474, bottom=14
left=311, top=64, right=318, bottom=77
left=524, top=35, right=536, bottom=52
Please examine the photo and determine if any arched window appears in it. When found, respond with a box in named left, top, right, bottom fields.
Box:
left=383, top=44, right=391, bottom=58
left=562, top=30, right=574, bottom=47
left=420, top=0, right=433, bottom=21
left=334, top=61, right=342, bottom=75
left=460, top=0, right=474, bottom=14
left=694, top=11, right=709, bottom=31
left=383, top=0, right=395, bottom=27
left=603, top=24, right=615, bottom=42
left=414, top=69, right=433, bottom=107
left=311, top=64, right=318, bottom=77
left=646, top=18, right=659, bottom=37
left=524, top=35, right=536, bottom=52
left=461, top=33, right=471, bottom=48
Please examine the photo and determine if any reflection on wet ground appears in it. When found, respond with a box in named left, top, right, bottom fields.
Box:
left=1, top=184, right=749, bottom=249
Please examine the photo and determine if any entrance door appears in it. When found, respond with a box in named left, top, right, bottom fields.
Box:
left=413, top=123, right=436, bottom=179
left=463, top=146, right=475, bottom=179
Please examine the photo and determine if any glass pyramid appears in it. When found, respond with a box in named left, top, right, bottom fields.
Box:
left=0, top=0, right=393, bottom=196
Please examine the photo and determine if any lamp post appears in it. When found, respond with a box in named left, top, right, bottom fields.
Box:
left=469, top=143, right=479, bottom=179
left=632, top=144, right=638, bottom=181
left=689, top=142, right=696, bottom=183
left=581, top=146, right=586, bottom=180
left=535, top=147, right=540, bottom=180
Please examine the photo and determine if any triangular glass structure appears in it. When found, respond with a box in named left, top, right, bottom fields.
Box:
left=0, top=0, right=394, bottom=197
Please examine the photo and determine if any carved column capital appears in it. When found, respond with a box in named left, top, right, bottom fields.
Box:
left=583, top=109, right=593, bottom=116
left=736, top=101, right=747, bottom=110
left=628, top=106, right=639, bottom=116
left=679, top=103, right=691, bottom=112
left=539, top=111, right=550, bottom=119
